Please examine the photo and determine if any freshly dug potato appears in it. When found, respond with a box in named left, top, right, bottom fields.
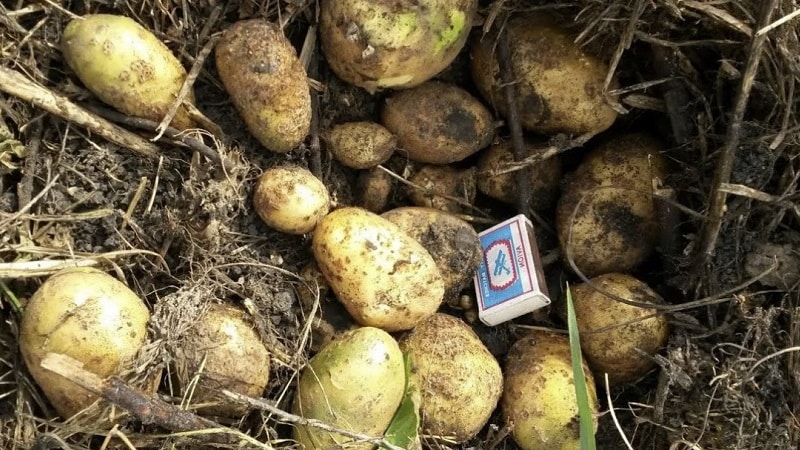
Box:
left=471, top=13, right=617, bottom=135
left=323, top=122, right=396, bottom=169
left=381, top=207, right=481, bottom=303
left=319, top=0, right=477, bottom=92
left=571, top=273, right=670, bottom=384
left=293, top=327, right=405, bottom=449
left=399, top=313, right=502, bottom=442
left=503, top=331, right=598, bottom=450
left=408, top=165, right=477, bottom=214
left=216, top=20, right=311, bottom=152
left=477, top=138, right=562, bottom=211
left=253, top=166, right=330, bottom=234
left=312, top=207, right=445, bottom=331
left=382, top=81, right=494, bottom=164
left=62, top=14, right=194, bottom=129
left=556, top=133, right=669, bottom=276
left=356, top=166, right=395, bottom=213
left=176, top=303, right=270, bottom=417
left=19, top=267, right=150, bottom=418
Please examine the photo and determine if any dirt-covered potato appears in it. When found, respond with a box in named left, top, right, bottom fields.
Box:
left=382, top=81, right=494, bottom=164
left=293, top=327, right=405, bottom=449
left=556, top=133, right=669, bottom=276
left=19, top=267, right=150, bottom=418
left=356, top=166, right=395, bottom=213
left=503, top=331, right=598, bottom=450
left=323, top=122, right=396, bottom=169
left=381, top=207, right=481, bottom=303
left=62, top=14, right=194, bottom=129
left=312, top=207, right=445, bottom=331
left=216, top=20, right=311, bottom=152
left=319, top=0, right=477, bottom=92
left=477, top=138, right=562, bottom=211
left=399, top=313, right=502, bottom=442
left=471, top=13, right=617, bottom=135
left=408, top=165, right=477, bottom=214
left=176, top=303, right=270, bottom=417
left=571, top=273, right=670, bottom=384
left=253, top=166, right=330, bottom=235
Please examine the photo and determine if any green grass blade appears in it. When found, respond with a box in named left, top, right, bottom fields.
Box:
left=384, top=352, right=421, bottom=449
left=566, top=284, right=596, bottom=450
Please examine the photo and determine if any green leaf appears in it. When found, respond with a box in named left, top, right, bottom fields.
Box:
left=566, top=284, right=597, bottom=450
left=384, top=352, right=421, bottom=450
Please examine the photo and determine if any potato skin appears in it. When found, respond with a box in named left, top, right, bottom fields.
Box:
left=62, top=14, right=194, bottom=129
left=399, top=313, right=502, bottom=442
left=216, top=20, right=311, bottom=152
left=19, top=267, right=150, bottom=418
left=408, top=165, right=477, bottom=214
left=382, top=81, right=494, bottom=164
left=471, top=13, right=617, bottom=135
left=253, top=166, right=330, bottom=234
left=572, top=273, right=670, bottom=384
left=312, top=207, right=445, bottom=331
left=324, top=122, right=396, bottom=169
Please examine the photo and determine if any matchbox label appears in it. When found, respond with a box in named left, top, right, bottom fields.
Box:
left=485, top=240, right=517, bottom=290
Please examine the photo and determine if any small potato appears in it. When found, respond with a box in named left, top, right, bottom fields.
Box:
left=312, top=207, right=445, bottom=331
left=253, top=166, right=330, bottom=234
left=176, top=303, right=270, bottom=417
left=556, top=133, right=669, bottom=276
left=382, top=81, right=494, bottom=164
left=503, top=331, right=598, bottom=450
left=408, top=165, right=477, bottom=214
left=399, top=313, right=502, bottom=442
left=323, top=122, right=396, bottom=169
left=571, top=273, right=670, bottom=384
left=19, top=267, right=150, bottom=418
left=356, top=166, right=395, bottom=213
left=216, top=20, right=311, bottom=152
left=471, top=14, right=617, bottom=135
left=477, top=138, right=562, bottom=211
left=62, top=14, right=194, bottom=129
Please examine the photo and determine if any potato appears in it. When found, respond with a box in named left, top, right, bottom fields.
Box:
left=323, top=122, right=396, bottom=169
left=312, top=207, right=445, bottom=331
left=556, top=133, right=669, bottom=276
left=319, top=0, right=477, bottom=92
left=19, top=267, right=150, bottom=418
left=381, top=207, right=481, bottom=303
left=176, top=303, right=270, bottom=417
left=503, top=331, right=598, bottom=450
left=571, top=273, right=670, bottom=384
left=293, top=327, right=405, bottom=449
left=62, top=14, right=194, bottom=129
left=399, top=313, right=502, bottom=442
left=382, top=81, right=494, bottom=164
left=477, top=138, right=562, bottom=211
left=408, top=165, right=477, bottom=214
left=253, top=166, right=331, bottom=234
left=471, top=13, right=617, bottom=135
left=356, top=166, right=395, bottom=213
left=216, top=20, right=311, bottom=152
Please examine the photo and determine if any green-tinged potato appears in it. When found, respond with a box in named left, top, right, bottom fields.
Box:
left=324, top=122, right=397, bottom=169
left=293, top=327, right=405, bottom=449
left=356, top=166, right=395, bottom=213
left=19, top=267, right=150, bottom=418
left=382, top=81, right=494, bottom=164
left=253, top=166, right=330, bottom=234
left=503, top=331, right=598, bottom=450
left=312, top=207, right=445, bottom=331
left=319, top=0, right=477, bottom=92
left=471, top=13, right=617, bottom=135
left=296, top=262, right=357, bottom=352
left=571, top=273, right=670, bottom=384
left=176, top=303, right=270, bottom=417
left=408, top=165, right=477, bottom=214
left=216, top=20, right=311, bottom=152
left=62, top=14, right=194, bottom=129
left=477, top=138, right=562, bottom=211
left=556, top=133, right=669, bottom=276
left=399, top=313, right=502, bottom=442
left=382, top=207, right=481, bottom=303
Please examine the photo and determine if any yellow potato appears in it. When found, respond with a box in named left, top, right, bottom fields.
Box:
left=324, top=122, right=396, bottom=169
left=408, top=164, right=477, bottom=214
left=253, top=166, right=331, bottom=235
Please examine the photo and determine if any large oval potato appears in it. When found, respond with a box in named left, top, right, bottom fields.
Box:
left=471, top=13, right=617, bottom=135
left=253, top=165, right=330, bottom=234
left=19, top=267, right=150, bottom=418
left=399, top=313, right=502, bottom=442
left=293, top=327, right=405, bottom=449
left=62, top=14, right=194, bottom=129
left=319, top=0, right=477, bottom=92
left=312, top=207, right=445, bottom=331
left=216, top=20, right=311, bottom=152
